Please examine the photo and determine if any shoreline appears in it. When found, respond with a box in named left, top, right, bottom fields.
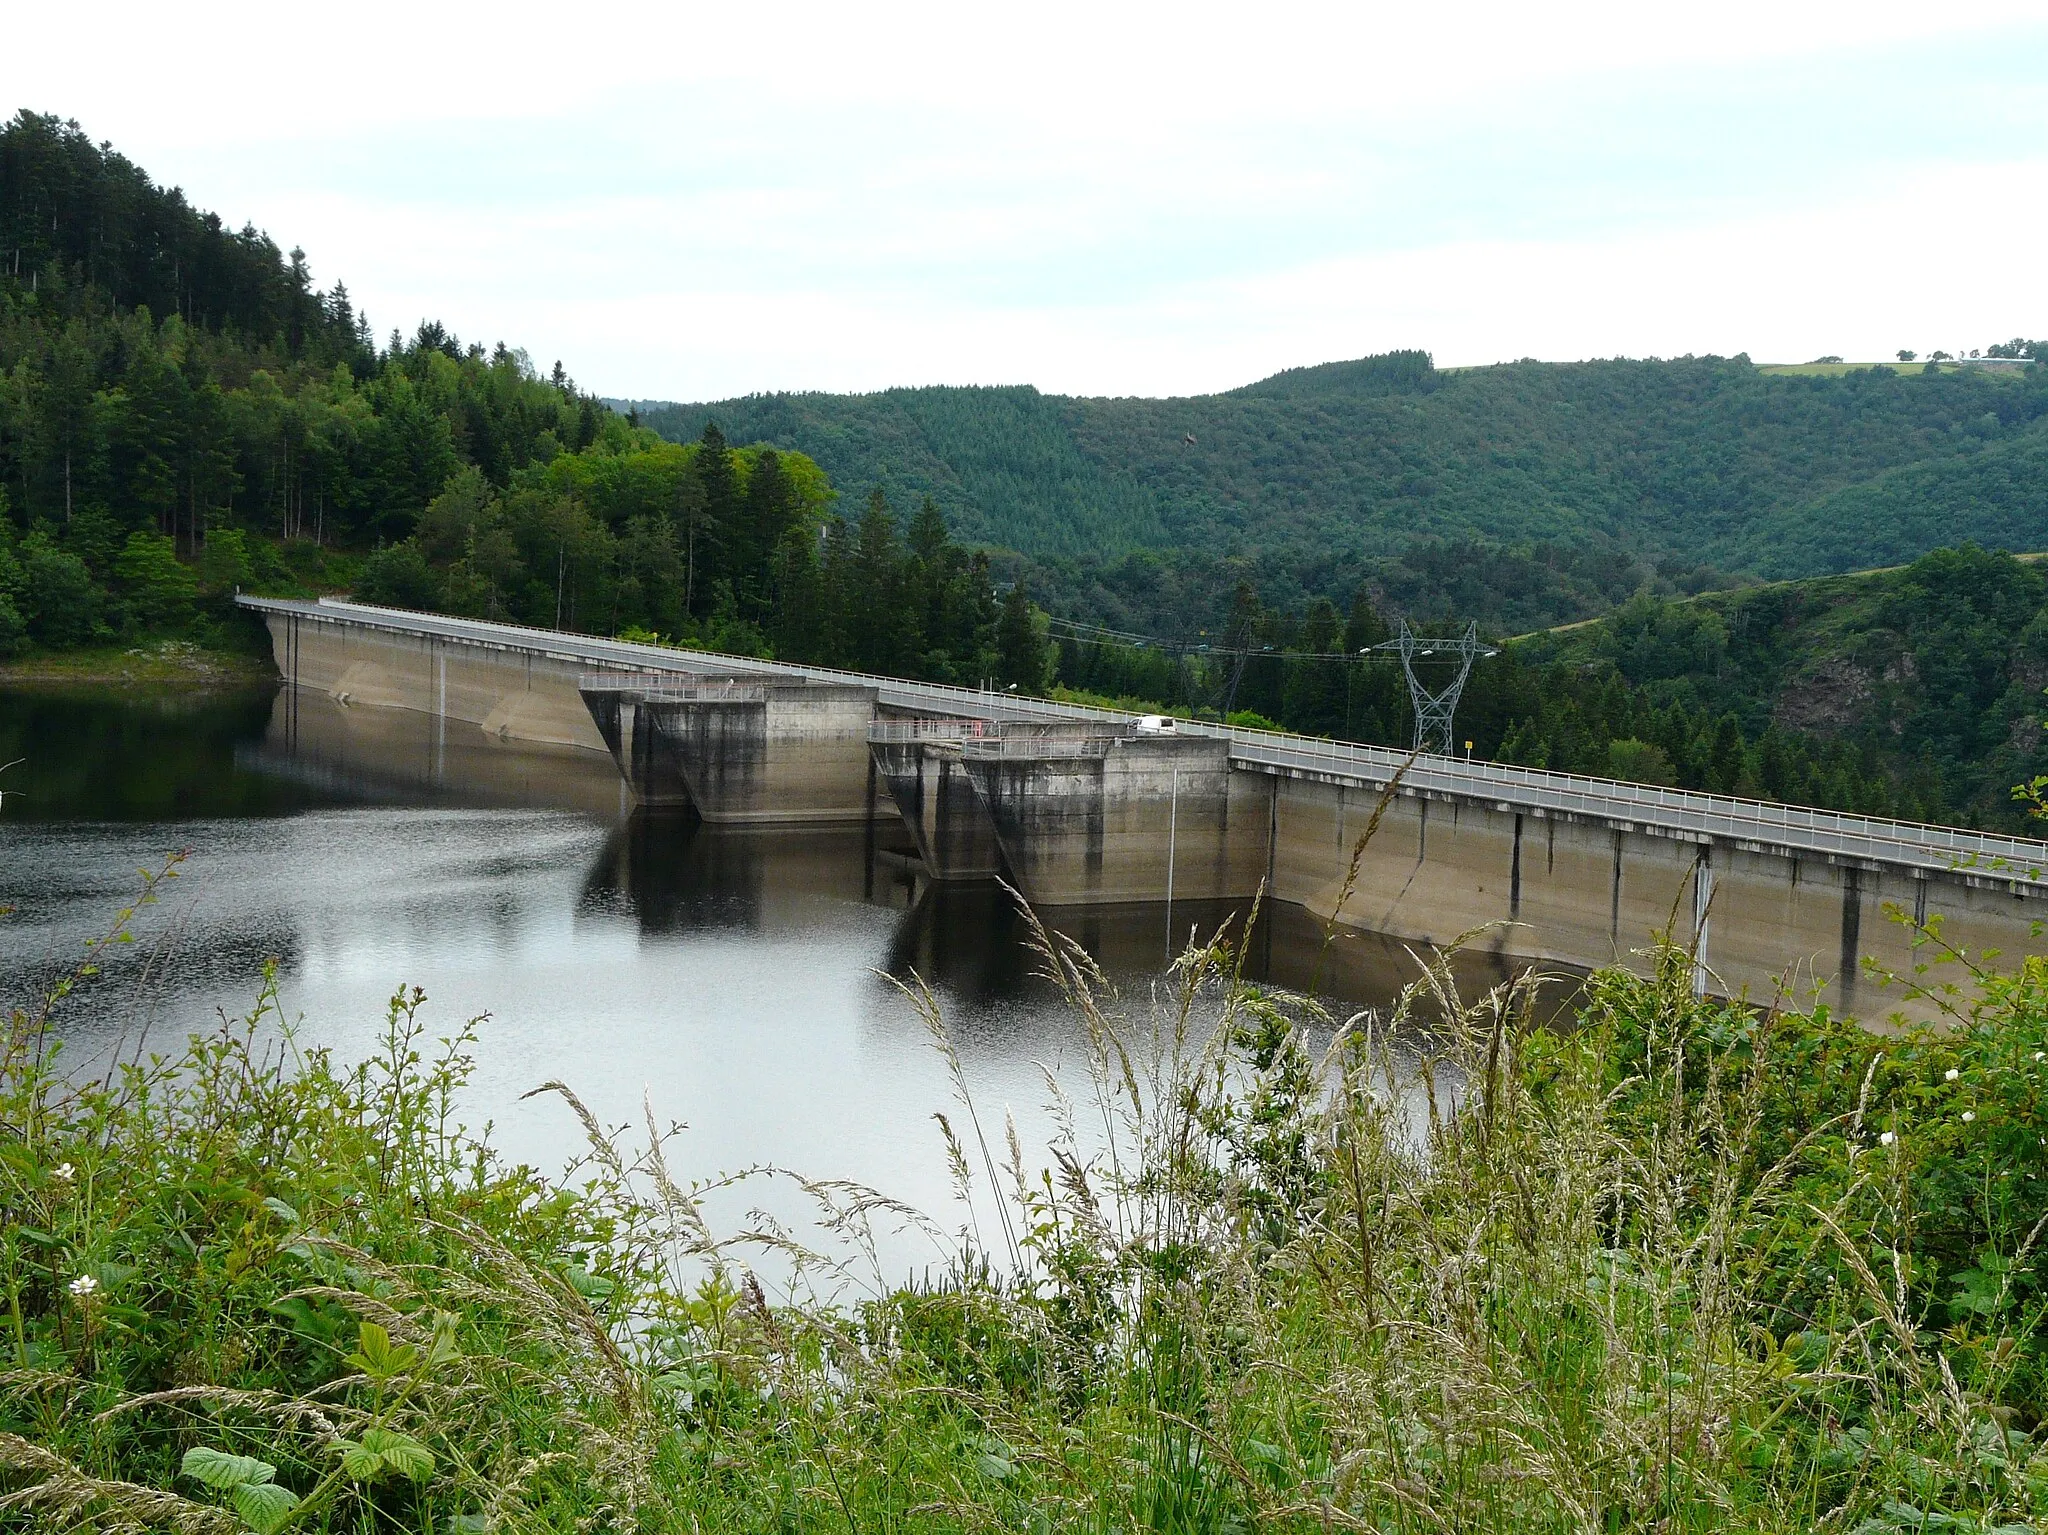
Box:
left=0, top=639, right=277, bottom=692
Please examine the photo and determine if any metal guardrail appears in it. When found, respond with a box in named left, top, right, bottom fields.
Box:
left=961, top=734, right=1117, bottom=761
left=241, top=597, right=2048, bottom=887
left=867, top=719, right=997, bottom=743
left=870, top=718, right=1137, bottom=746
left=577, top=672, right=765, bottom=703
left=1220, top=733, right=2048, bottom=883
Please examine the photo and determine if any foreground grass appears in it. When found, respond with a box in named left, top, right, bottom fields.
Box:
left=3, top=861, right=2046, bottom=1533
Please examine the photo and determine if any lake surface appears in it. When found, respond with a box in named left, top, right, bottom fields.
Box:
left=2, top=683, right=1541, bottom=1286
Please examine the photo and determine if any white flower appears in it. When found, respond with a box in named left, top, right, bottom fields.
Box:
left=1879, top=1131, right=1897, bottom=1146
left=1944, top=1068, right=1960, bottom=1082
left=68, top=1274, right=98, bottom=1300
left=50, top=1163, right=74, bottom=1182
left=2034, top=1051, right=2045, bottom=1063
left=1962, top=1111, right=1977, bottom=1124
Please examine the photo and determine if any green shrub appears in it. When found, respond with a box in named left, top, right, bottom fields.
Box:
left=353, top=542, right=442, bottom=611
left=19, top=533, right=100, bottom=647
left=112, top=530, right=199, bottom=633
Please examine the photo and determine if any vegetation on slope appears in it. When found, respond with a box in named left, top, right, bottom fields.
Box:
left=1510, top=545, right=2048, bottom=829
left=0, top=110, right=630, bottom=654
left=8, top=110, right=2042, bottom=833
left=1046, top=545, right=2048, bottom=830
left=0, top=113, right=1052, bottom=691
left=5, top=853, right=2047, bottom=1532
left=633, top=350, right=2048, bottom=629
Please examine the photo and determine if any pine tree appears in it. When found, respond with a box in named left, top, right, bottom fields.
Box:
left=737, top=447, right=792, bottom=620
left=849, top=488, right=910, bottom=674
left=1283, top=596, right=1346, bottom=736
left=1343, top=585, right=1390, bottom=652
left=996, top=580, right=1045, bottom=691
left=688, top=422, right=738, bottom=615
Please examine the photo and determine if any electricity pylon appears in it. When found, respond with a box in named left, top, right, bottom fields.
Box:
left=1370, top=620, right=1499, bottom=756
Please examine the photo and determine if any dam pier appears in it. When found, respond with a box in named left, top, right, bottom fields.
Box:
left=244, top=596, right=2048, bottom=1024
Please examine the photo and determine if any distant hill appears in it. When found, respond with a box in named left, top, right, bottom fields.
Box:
left=624, top=352, right=2048, bottom=629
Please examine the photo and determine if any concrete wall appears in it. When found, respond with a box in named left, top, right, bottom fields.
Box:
left=256, top=684, right=631, bottom=815
left=872, top=740, right=1005, bottom=878
left=963, top=735, right=1269, bottom=907
left=269, top=611, right=2043, bottom=1023
left=266, top=611, right=608, bottom=752
left=582, top=681, right=886, bottom=822
left=1262, top=768, right=2045, bottom=1023
left=644, top=685, right=880, bottom=822
left=582, top=692, right=696, bottom=808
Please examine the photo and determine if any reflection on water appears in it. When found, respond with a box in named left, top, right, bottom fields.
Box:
left=2, top=684, right=1570, bottom=1284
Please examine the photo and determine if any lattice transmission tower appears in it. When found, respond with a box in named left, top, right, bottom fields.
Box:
left=1369, top=620, right=1500, bottom=756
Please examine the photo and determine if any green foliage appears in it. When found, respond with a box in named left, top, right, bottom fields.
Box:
left=18, top=532, right=98, bottom=646
left=635, top=351, right=2048, bottom=631
left=8, top=865, right=2048, bottom=1533
left=182, top=1447, right=300, bottom=1534
left=111, top=529, right=197, bottom=631
left=1605, top=735, right=1677, bottom=785
left=1515, top=545, right=2048, bottom=827
left=0, top=113, right=621, bottom=655
left=996, top=580, right=1047, bottom=689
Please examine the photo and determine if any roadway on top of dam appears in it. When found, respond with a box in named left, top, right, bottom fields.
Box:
left=240, top=596, right=2048, bottom=892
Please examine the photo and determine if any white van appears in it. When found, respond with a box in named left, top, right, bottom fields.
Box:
left=1132, top=714, right=1177, bottom=735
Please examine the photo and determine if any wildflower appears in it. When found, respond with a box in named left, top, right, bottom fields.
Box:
left=2034, top=1051, right=2045, bottom=1063
left=1962, top=1111, right=1977, bottom=1124
left=1944, top=1068, right=1960, bottom=1082
left=68, top=1274, right=99, bottom=1300
left=1879, top=1131, right=1896, bottom=1146
left=50, top=1163, right=74, bottom=1183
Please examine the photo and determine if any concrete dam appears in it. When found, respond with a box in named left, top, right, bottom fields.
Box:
left=243, top=596, right=2048, bottom=1025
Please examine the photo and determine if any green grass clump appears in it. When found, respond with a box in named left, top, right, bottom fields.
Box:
left=4, top=858, right=2047, bottom=1532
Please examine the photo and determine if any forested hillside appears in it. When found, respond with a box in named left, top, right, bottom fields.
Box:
left=1050, top=546, right=2048, bottom=830
left=1507, top=544, right=2048, bottom=829
left=0, top=112, right=1046, bottom=690
left=0, top=111, right=633, bottom=649
left=630, top=349, right=2048, bottom=630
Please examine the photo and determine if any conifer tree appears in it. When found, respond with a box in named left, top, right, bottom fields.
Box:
left=688, top=422, right=739, bottom=614
left=997, top=580, right=1045, bottom=691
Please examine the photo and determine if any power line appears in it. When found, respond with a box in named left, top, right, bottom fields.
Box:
left=1045, top=614, right=1462, bottom=664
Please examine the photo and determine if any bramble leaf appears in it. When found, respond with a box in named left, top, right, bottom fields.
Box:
left=362, top=1427, right=435, bottom=1480
left=345, top=1319, right=418, bottom=1378
left=337, top=1438, right=381, bottom=1480
left=181, top=1446, right=276, bottom=1489
left=232, top=1480, right=299, bottom=1534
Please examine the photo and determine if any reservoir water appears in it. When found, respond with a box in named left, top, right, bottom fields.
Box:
left=2, top=681, right=1541, bottom=1285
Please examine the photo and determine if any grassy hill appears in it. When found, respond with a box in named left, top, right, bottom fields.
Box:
left=626, top=352, right=2048, bottom=630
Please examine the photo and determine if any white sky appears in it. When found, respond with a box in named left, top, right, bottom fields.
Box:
left=7, top=1, right=2046, bottom=401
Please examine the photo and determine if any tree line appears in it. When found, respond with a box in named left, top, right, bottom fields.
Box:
left=637, top=348, right=2048, bottom=634
left=0, top=111, right=1048, bottom=689
left=354, top=422, right=1047, bottom=688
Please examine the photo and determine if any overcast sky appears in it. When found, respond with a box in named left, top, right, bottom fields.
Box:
left=7, top=1, right=2046, bottom=401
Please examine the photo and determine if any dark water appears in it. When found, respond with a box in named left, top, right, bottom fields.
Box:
left=2, top=683, right=1540, bottom=1284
